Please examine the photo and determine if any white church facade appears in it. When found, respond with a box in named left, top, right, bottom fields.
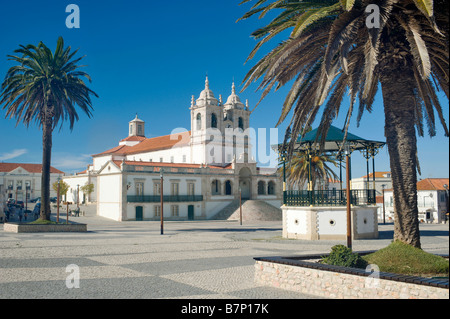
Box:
left=64, top=77, right=281, bottom=221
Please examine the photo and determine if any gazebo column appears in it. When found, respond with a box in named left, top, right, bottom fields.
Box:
left=372, top=146, right=376, bottom=190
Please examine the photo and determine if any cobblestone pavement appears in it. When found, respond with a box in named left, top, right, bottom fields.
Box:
left=0, top=204, right=448, bottom=300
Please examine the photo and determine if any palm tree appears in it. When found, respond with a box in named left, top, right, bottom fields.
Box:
left=1, top=37, right=98, bottom=221
left=239, top=0, right=449, bottom=248
left=281, top=151, right=340, bottom=190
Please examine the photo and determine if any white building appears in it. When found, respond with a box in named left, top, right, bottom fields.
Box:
left=64, top=77, right=282, bottom=221
left=63, top=165, right=97, bottom=204
left=0, top=163, right=65, bottom=205
left=352, top=171, right=393, bottom=196
left=383, top=178, right=449, bottom=224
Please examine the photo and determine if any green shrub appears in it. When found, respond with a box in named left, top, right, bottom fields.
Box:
left=363, top=241, right=449, bottom=276
left=321, top=245, right=368, bottom=269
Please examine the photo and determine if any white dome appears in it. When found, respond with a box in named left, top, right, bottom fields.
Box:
left=196, top=76, right=219, bottom=107
left=224, top=82, right=245, bottom=110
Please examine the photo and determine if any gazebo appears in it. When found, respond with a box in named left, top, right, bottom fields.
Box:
left=279, top=125, right=385, bottom=243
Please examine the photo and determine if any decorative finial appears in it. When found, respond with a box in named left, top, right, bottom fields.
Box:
left=219, top=94, right=223, bottom=105
left=231, top=81, right=236, bottom=95
left=246, top=99, right=249, bottom=109
left=191, top=95, right=195, bottom=107
left=205, top=74, right=209, bottom=90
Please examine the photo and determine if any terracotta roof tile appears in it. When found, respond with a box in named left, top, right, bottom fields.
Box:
left=0, top=163, right=64, bottom=174
left=417, top=178, right=449, bottom=191
left=120, top=136, right=147, bottom=142
left=124, top=131, right=191, bottom=155
left=362, top=171, right=391, bottom=178
left=94, top=131, right=191, bottom=157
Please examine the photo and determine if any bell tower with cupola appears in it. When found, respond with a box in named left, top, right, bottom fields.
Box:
left=129, top=114, right=145, bottom=137
left=190, top=76, right=225, bottom=165
left=222, top=82, right=252, bottom=164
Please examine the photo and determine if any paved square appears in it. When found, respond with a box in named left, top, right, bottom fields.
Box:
left=1, top=206, right=448, bottom=299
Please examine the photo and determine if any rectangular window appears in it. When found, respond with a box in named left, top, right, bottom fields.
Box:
left=160, top=157, right=163, bottom=162
left=171, top=205, right=179, bottom=217
left=153, top=182, right=161, bottom=195
left=188, top=183, right=195, bottom=196
left=183, top=155, right=187, bottom=163
left=136, top=182, right=144, bottom=196
left=171, top=183, right=179, bottom=196
left=154, top=205, right=161, bottom=217
left=170, top=156, right=174, bottom=163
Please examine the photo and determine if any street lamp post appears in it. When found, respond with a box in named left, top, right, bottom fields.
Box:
left=345, top=143, right=352, bottom=250
left=381, top=184, right=387, bottom=225
left=443, top=184, right=448, bottom=224
left=239, top=187, right=242, bottom=226
left=56, top=177, right=61, bottom=223
left=160, top=168, right=164, bottom=235
left=76, top=184, right=80, bottom=210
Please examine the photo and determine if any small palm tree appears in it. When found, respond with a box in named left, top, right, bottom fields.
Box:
left=281, top=151, right=340, bottom=190
left=1, top=37, right=98, bottom=221
left=239, top=0, right=449, bottom=248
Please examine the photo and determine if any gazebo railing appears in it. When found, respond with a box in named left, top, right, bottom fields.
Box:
left=283, top=189, right=376, bottom=207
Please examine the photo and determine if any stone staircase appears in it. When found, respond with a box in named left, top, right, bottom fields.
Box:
left=210, top=200, right=243, bottom=220
left=211, top=200, right=282, bottom=221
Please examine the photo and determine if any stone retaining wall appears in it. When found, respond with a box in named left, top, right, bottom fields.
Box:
left=254, top=256, right=449, bottom=299
left=3, top=222, right=87, bottom=233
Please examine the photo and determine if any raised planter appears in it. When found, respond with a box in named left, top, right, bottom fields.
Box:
left=254, top=253, right=449, bottom=299
left=3, top=222, right=87, bottom=233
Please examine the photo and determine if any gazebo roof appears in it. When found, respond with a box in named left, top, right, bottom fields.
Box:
left=294, top=125, right=385, bottom=153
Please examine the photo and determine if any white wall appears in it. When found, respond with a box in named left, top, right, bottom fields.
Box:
left=126, top=145, right=191, bottom=164
left=97, top=174, right=122, bottom=221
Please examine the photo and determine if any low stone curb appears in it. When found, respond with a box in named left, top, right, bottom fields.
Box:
left=254, top=253, right=449, bottom=299
left=3, top=222, right=87, bottom=233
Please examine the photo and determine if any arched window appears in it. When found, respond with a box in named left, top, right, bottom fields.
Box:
left=257, top=181, right=266, bottom=195
left=196, top=113, right=202, bottom=130
left=211, top=113, right=217, bottom=128
left=225, top=180, right=232, bottom=195
left=211, top=180, right=221, bottom=195
left=238, top=117, right=244, bottom=130
left=268, top=181, right=276, bottom=195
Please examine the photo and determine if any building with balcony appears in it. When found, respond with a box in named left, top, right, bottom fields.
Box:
left=63, top=77, right=281, bottom=221
left=383, top=178, right=449, bottom=224
left=0, top=163, right=65, bottom=205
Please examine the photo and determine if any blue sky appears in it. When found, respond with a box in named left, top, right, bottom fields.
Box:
left=0, top=0, right=448, bottom=179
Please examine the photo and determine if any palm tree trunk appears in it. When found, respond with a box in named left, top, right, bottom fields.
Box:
left=40, top=104, right=53, bottom=221
left=380, top=67, right=421, bottom=248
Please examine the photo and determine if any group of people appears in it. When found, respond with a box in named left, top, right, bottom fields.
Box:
left=2, top=203, right=40, bottom=223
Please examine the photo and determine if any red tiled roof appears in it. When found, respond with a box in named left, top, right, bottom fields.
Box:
left=120, top=136, right=146, bottom=142
left=93, top=131, right=191, bottom=157
left=362, top=171, right=391, bottom=178
left=417, top=178, right=449, bottom=191
left=0, top=163, right=64, bottom=174
left=92, top=144, right=132, bottom=157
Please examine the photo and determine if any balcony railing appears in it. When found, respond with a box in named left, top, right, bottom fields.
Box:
left=127, top=195, right=203, bottom=203
left=283, top=189, right=376, bottom=207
